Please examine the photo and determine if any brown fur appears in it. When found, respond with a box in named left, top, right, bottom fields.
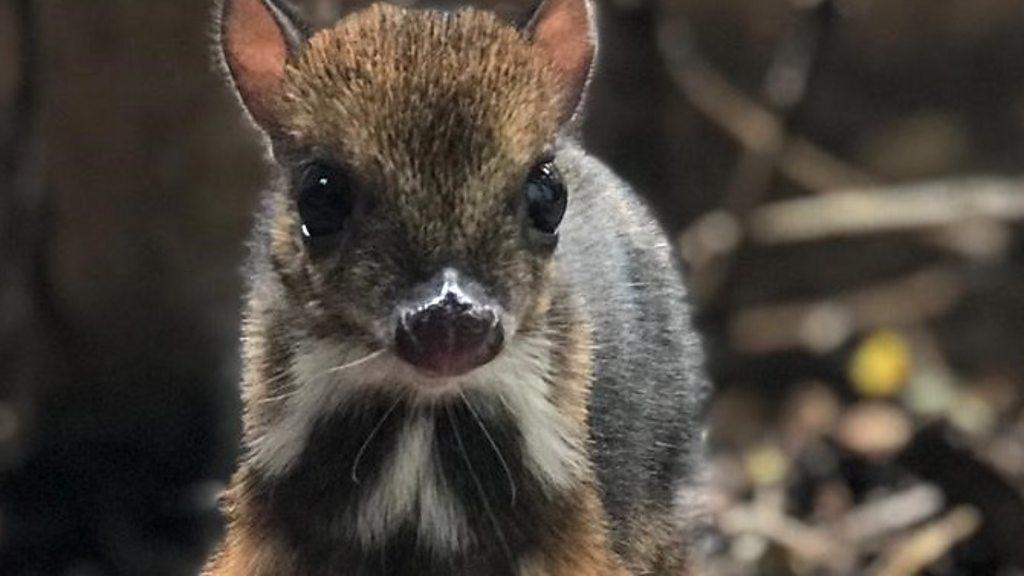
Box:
left=205, top=469, right=296, bottom=576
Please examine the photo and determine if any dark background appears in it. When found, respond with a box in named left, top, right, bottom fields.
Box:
left=2, top=0, right=1023, bottom=574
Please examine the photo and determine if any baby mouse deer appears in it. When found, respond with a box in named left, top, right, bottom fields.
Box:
left=207, top=0, right=708, bottom=574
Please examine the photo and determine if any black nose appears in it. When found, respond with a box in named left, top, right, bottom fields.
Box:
left=394, top=278, right=504, bottom=377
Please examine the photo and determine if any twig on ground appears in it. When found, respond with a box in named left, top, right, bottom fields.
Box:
left=870, top=506, right=982, bottom=576
left=835, top=484, right=945, bottom=546
left=718, top=493, right=855, bottom=571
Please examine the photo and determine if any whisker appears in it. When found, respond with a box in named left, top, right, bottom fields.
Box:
left=351, top=395, right=403, bottom=485
left=459, top=390, right=517, bottom=507
left=260, top=368, right=293, bottom=387
left=254, top=349, right=386, bottom=406
left=445, top=404, right=513, bottom=566
left=255, top=387, right=298, bottom=405
left=325, top=348, right=387, bottom=375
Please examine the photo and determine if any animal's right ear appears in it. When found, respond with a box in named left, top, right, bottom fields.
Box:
left=523, top=0, right=596, bottom=124
left=218, top=0, right=306, bottom=130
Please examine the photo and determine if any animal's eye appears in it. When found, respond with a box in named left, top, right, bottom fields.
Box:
left=297, top=162, right=353, bottom=239
left=524, top=160, right=567, bottom=235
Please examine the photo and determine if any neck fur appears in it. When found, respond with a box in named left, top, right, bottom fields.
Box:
left=242, top=327, right=587, bottom=553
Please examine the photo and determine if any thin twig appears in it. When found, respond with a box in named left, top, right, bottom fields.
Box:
left=658, top=7, right=876, bottom=195
left=721, top=0, right=835, bottom=214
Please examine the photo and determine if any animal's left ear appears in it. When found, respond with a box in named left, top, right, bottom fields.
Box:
left=523, top=0, right=597, bottom=123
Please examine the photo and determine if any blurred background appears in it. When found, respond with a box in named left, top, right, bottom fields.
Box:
left=2, top=0, right=1023, bottom=574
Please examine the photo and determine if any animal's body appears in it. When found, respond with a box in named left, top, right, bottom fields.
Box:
left=207, top=0, right=707, bottom=574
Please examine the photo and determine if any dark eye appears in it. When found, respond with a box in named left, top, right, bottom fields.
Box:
left=524, top=160, right=567, bottom=234
left=297, top=162, right=354, bottom=239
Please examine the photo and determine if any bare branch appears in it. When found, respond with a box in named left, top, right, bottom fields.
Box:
left=748, top=177, right=1024, bottom=245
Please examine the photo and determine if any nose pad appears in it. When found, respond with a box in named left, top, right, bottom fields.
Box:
left=394, top=290, right=505, bottom=377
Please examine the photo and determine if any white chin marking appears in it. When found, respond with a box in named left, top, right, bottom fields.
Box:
left=355, top=416, right=468, bottom=550
left=248, top=333, right=586, bottom=549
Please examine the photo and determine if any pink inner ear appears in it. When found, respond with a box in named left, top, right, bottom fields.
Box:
left=530, top=0, right=595, bottom=120
left=224, top=0, right=289, bottom=124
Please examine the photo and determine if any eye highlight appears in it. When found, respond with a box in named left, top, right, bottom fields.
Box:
left=297, top=161, right=354, bottom=240
left=524, top=160, right=567, bottom=235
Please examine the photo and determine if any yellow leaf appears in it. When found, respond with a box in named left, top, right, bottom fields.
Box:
left=849, top=330, right=912, bottom=398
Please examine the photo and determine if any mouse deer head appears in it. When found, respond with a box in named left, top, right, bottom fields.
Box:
left=218, top=0, right=596, bottom=383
